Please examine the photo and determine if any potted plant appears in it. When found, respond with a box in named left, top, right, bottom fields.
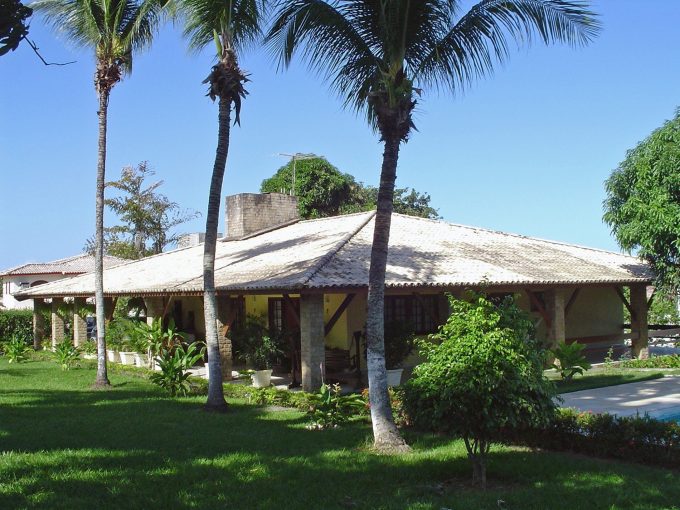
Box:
left=238, top=335, right=283, bottom=388
left=118, top=339, right=137, bottom=365
left=82, top=340, right=97, bottom=360
left=384, top=321, right=416, bottom=386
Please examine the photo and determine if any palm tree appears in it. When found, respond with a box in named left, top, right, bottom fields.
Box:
left=268, top=0, right=599, bottom=452
left=180, top=0, right=266, bottom=411
left=35, top=0, right=166, bottom=387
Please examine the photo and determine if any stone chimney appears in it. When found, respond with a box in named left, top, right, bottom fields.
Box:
left=225, top=193, right=299, bottom=239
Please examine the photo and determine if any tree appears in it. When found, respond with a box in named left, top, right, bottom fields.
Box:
left=180, top=0, right=266, bottom=412
left=260, top=155, right=439, bottom=219
left=604, top=109, right=680, bottom=292
left=84, top=162, right=199, bottom=259
left=404, top=293, right=556, bottom=487
left=36, top=0, right=166, bottom=387
left=0, top=0, right=32, bottom=56
left=268, top=0, right=599, bottom=452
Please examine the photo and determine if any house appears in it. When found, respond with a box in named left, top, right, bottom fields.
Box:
left=1, top=254, right=125, bottom=310
left=15, top=193, right=654, bottom=392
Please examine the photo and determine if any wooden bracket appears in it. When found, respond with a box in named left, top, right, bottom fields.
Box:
left=324, top=293, right=355, bottom=336
left=614, top=287, right=637, bottom=322
left=525, top=289, right=551, bottom=328
left=565, top=288, right=580, bottom=317
left=282, top=294, right=301, bottom=329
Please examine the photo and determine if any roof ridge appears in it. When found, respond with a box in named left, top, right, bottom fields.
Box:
left=300, top=211, right=376, bottom=287
left=391, top=212, right=637, bottom=260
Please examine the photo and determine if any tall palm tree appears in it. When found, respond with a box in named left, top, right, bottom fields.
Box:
left=35, top=0, right=166, bottom=387
left=180, top=0, right=266, bottom=411
left=268, top=0, right=599, bottom=452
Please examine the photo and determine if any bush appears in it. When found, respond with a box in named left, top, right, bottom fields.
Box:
left=404, top=292, right=556, bottom=487
left=150, top=342, right=205, bottom=397
left=307, top=383, right=366, bottom=429
left=0, top=310, right=34, bottom=342
left=551, top=342, right=592, bottom=380
left=505, top=408, right=680, bottom=468
left=54, top=340, right=81, bottom=370
left=620, top=354, right=680, bottom=369
left=2, top=334, right=30, bottom=363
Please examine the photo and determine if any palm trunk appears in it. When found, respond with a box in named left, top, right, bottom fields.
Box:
left=94, top=88, right=110, bottom=387
left=366, top=135, right=409, bottom=452
left=203, top=94, right=231, bottom=412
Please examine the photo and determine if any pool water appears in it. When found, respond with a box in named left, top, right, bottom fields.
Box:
left=656, top=410, right=680, bottom=423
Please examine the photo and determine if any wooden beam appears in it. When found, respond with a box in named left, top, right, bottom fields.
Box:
left=105, top=297, right=118, bottom=322
left=647, top=289, right=656, bottom=309
left=565, top=288, right=580, bottom=317
left=614, top=286, right=636, bottom=321
left=324, top=293, right=355, bottom=336
left=162, top=296, right=174, bottom=319
left=282, top=294, right=301, bottom=329
left=525, top=289, right=551, bottom=327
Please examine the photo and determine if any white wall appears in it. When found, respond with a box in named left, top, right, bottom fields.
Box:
left=1, top=274, right=66, bottom=310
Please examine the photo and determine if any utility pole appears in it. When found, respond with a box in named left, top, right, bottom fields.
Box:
left=278, top=153, right=317, bottom=196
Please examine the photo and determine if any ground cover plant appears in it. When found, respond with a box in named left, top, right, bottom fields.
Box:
left=1, top=334, right=30, bottom=363
left=620, top=354, right=680, bottom=369
left=2, top=357, right=680, bottom=509
left=551, top=342, right=592, bottom=381
left=551, top=367, right=667, bottom=393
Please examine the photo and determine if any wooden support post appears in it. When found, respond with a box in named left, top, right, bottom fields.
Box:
left=300, top=293, right=325, bottom=392
left=282, top=294, right=301, bottom=328
left=630, top=284, right=649, bottom=359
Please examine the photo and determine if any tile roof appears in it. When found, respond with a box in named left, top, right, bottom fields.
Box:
left=14, top=212, right=653, bottom=299
left=1, top=254, right=126, bottom=277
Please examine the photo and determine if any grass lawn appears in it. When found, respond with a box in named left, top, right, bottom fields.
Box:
left=550, top=368, right=669, bottom=394
left=1, top=357, right=679, bottom=510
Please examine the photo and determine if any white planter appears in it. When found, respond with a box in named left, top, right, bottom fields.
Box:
left=119, top=351, right=136, bottom=365
left=251, top=369, right=273, bottom=388
left=386, top=368, right=404, bottom=387
left=106, top=349, right=119, bottom=363
left=134, top=353, right=148, bottom=368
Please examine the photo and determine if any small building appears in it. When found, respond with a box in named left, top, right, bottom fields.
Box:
left=1, top=254, right=125, bottom=310
left=16, top=193, right=654, bottom=392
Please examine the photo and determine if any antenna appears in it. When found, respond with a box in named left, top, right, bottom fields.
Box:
left=278, top=153, right=317, bottom=196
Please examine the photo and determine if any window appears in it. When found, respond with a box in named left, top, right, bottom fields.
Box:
left=384, top=295, right=439, bottom=334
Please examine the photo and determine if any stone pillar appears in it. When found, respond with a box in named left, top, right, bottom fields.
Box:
left=51, top=298, right=65, bottom=348
left=73, top=298, right=88, bottom=347
left=630, top=284, right=649, bottom=359
left=216, top=297, right=233, bottom=381
left=300, top=293, right=325, bottom=392
left=545, top=288, right=566, bottom=349
left=144, top=297, right=164, bottom=327
left=33, top=299, right=46, bottom=350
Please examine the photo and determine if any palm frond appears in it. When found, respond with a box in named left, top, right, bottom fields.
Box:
left=415, top=0, right=600, bottom=92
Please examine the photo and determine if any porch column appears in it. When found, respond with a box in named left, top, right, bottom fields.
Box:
left=630, top=284, right=649, bottom=359
left=33, top=299, right=46, bottom=350
left=51, top=298, right=65, bottom=348
left=300, top=293, right=325, bottom=392
left=216, top=296, right=233, bottom=381
left=545, top=288, right=566, bottom=349
left=144, top=297, right=164, bottom=327
left=73, top=297, right=88, bottom=348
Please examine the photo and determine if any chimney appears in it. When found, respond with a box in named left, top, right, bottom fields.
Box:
left=225, top=193, right=299, bottom=239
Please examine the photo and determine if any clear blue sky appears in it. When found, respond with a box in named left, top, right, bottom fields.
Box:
left=1, top=0, right=679, bottom=270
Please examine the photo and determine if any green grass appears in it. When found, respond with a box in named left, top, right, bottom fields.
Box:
left=551, top=368, right=668, bottom=394
left=1, top=358, right=680, bottom=509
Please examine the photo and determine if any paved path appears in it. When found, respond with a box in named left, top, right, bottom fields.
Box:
left=560, top=376, right=680, bottom=418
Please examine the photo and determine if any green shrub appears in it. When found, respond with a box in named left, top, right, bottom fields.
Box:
left=150, top=342, right=205, bottom=397
left=307, top=383, right=366, bottom=429
left=620, top=354, right=680, bottom=369
left=384, top=321, right=416, bottom=369
left=551, top=342, right=592, bottom=380
left=0, top=310, right=34, bottom=342
left=404, top=292, right=556, bottom=487
left=54, top=340, right=81, bottom=370
left=505, top=408, right=680, bottom=468
left=2, top=334, right=30, bottom=363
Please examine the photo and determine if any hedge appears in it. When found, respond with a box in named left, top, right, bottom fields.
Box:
left=0, top=310, right=34, bottom=343
left=620, top=354, right=680, bottom=369
left=503, top=408, right=680, bottom=468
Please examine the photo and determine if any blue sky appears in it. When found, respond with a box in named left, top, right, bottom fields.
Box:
left=1, top=0, right=679, bottom=270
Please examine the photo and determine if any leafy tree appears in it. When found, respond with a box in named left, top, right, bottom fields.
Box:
left=268, top=0, right=598, bottom=452
left=0, top=0, right=32, bottom=56
left=84, top=162, right=199, bottom=259
left=36, top=0, right=167, bottom=387
left=404, top=293, right=556, bottom=487
left=179, top=0, right=267, bottom=412
left=604, top=109, right=680, bottom=292
left=261, top=155, right=439, bottom=219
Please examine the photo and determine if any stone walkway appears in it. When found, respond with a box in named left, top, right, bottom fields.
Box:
left=560, top=376, right=680, bottom=418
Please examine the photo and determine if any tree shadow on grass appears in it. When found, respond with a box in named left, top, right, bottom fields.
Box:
left=1, top=387, right=679, bottom=509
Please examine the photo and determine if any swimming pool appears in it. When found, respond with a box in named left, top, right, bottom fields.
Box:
left=654, top=409, right=680, bottom=423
